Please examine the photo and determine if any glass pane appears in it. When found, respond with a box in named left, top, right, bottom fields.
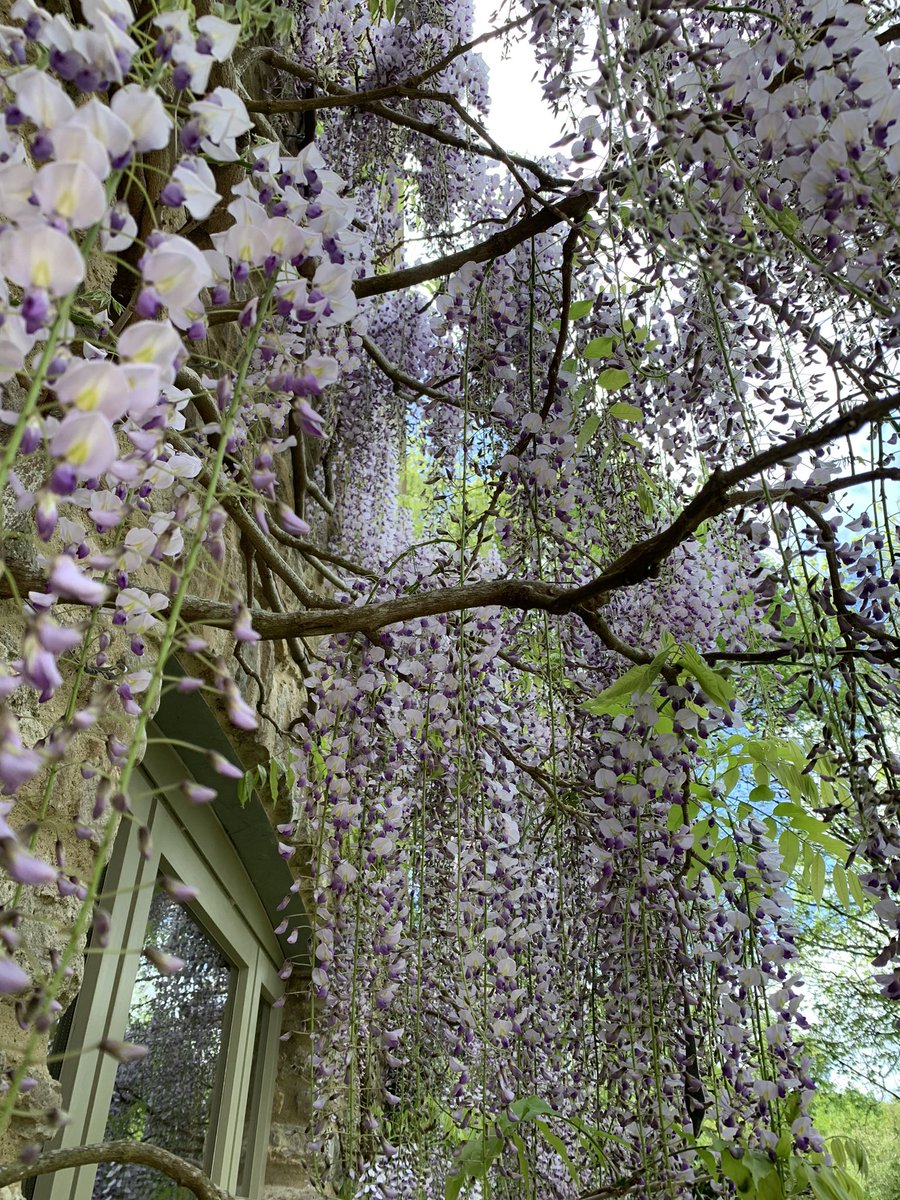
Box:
left=92, top=890, right=233, bottom=1200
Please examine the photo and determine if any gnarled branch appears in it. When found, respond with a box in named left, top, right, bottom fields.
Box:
left=0, top=1140, right=234, bottom=1200
left=354, top=188, right=594, bottom=299
left=3, top=392, right=896, bottom=647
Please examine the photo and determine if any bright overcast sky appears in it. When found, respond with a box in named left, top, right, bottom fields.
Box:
left=472, top=0, right=571, bottom=157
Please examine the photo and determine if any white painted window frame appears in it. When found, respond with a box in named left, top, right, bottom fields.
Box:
left=35, top=734, right=284, bottom=1200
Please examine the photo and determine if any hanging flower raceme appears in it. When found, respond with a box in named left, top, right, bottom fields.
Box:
left=0, top=2, right=891, bottom=1197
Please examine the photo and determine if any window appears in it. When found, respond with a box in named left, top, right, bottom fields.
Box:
left=35, top=700, right=307, bottom=1200
left=93, top=890, right=233, bottom=1199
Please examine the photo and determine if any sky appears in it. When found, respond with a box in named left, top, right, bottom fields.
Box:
left=471, top=0, right=571, bottom=157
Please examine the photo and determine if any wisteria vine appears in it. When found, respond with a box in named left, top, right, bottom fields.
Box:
left=0, top=0, right=898, bottom=1199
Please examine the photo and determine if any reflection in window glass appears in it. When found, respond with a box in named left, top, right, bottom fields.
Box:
left=92, top=890, right=233, bottom=1200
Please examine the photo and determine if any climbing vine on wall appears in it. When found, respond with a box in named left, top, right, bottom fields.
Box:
left=0, top=0, right=899, bottom=1198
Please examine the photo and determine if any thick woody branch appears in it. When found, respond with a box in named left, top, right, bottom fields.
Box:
left=2, top=395, right=896, bottom=645
left=0, top=558, right=563, bottom=639
left=205, top=190, right=594, bottom=325
left=255, top=555, right=312, bottom=678
left=181, top=578, right=568, bottom=637
left=354, top=188, right=594, bottom=299
left=388, top=86, right=554, bottom=210
left=467, top=219, right=583, bottom=562
left=257, top=12, right=534, bottom=109
left=789, top=497, right=900, bottom=647
left=0, top=1141, right=233, bottom=1200
left=304, top=474, right=335, bottom=515
left=165, top=429, right=340, bottom=611
left=355, top=97, right=567, bottom=192
left=551, top=390, right=900, bottom=612
left=729, top=469, right=900, bottom=509
left=542, top=223, right=581, bottom=419
left=401, top=11, right=536, bottom=88
left=250, top=88, right=561, bottom=185
left=360, top=334, right=462, bottom=407
left=268, top=523, right=379, bottom=581
left=706, top=645, right=900, bottom=666
left=255, top=45, right=566, bottom=191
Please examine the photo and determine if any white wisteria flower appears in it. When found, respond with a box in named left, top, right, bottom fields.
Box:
left=33, top=161, right=107, bottom=229
left=0, top=225, right=85, bottom=296
left=111, top=84, right=172, bottom=152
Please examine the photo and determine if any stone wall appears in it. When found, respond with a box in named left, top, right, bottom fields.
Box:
left=0, top=15, right=333, bottom=1189
left=0, top=486, right=329, bottom=1199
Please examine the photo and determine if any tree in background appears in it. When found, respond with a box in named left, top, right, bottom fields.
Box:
left=0, top=0, right=899, bottom=1198
left=811, top=1089, right=900, bottom=1200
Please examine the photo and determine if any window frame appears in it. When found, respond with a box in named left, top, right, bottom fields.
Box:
left=36, top=731, right=289, bottom=1200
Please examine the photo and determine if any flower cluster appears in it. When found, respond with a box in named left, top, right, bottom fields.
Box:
left=0, top=0, right=895, bottom=1197
left=0, top=0, right=358, bottom=1023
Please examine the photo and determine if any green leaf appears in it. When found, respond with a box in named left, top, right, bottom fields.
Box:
left=668, top=805, right=687, bottom=831
left=767, top=205, right=799, bottom=236
left=457, top=1136, right=505, bottom=1169
left=237, top=773, right=250, bottom=809
left=510, top=1095, right=555, bottom=1122
left=832, top=862, right=850, bottom=908
left=749, top=785, right=775, bottom=804
left=756, top=1170, right=784, bottom=1200
left=723, top=766, right=740, bottom=796
left=510, top=1132, right=531, bottom=1194
left=829, top=1135, right=868, bottom=1177
left=745, top=1150, right=783, bottom=1200
left=810, top=851, right=826, bottom=904
left=721, top=1150, right=752, bottom=1194
left=561, top=1112, right=627, bottom=1153
left=608, top=401, right=642, bottom=421
left=597, top=368, right=630, bottom=391
left=576, top=414, right=601, bottom=452
left=772, top=763, right=802, bottom=803
left=534, top=1121, right=579, bottom=1184
left=678, top=645, right=736, bottom=708
left=782, top=809, right=847, bottom=859
left=779, top=829, right=800, bottom=876
left=569, top=299, right=594, bottom=319
left=582, top=651, right=669, bottom=717
left=753, top=761, right=770, bottom=789
left=269, top=759, right=279, bottom=801
left=445, top=1135, right=505, bottom=1200
left=584, top=336, right=615, bottom=359
left=847, top=870, right=867, bottom=910
left=445, top=1172, right=464, bottom=1200
left=562, top=1116, right=612, bottom=1168
left=696, top=1147, right=718, bottom=1177
left=807, top=1164, right=864, bottom=1200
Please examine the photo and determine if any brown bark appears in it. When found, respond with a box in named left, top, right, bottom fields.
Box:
left=0, top=1141, right=234, bottom=1200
